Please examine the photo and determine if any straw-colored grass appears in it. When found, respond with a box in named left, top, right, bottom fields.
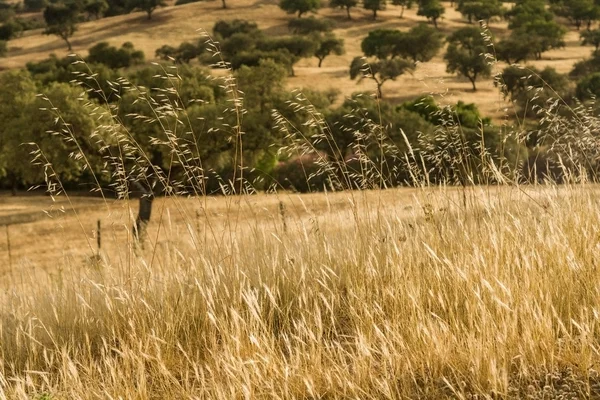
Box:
left=1, top=184, right=599, bottom=399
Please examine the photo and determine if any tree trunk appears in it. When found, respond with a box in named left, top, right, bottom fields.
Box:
left=346, top=6, right=351, bottom=19
left=433, top=17, right=438, bottom=28
left=376, top=81, right=383, bottom=98
left=147, top=10, right=152, bottom=19
left=373, top=9, right=377, bottom=19
left=470, top=76, right=477, bottom=91
left=63, top=35, right=72, bottom=51
left=318, top=57, right=324, bottom=67
left=132, top=181, right=154, bottom=245
left=400, top=5, right=404, bottom=18
left=10, top=176, right=16, bottom=196
left=222, top=0, right=226, bottom=8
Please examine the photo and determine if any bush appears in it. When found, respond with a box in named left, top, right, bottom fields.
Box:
left=23, top=0, right=47, bottom=11
left=86, top=42, right=145, bottom=69
left=576, top=72, right=600, bottom=100
left=155, top=41, right=205, bottom=63
left=0, top=20, right=23, bottom=41
left=213, top=19, right=259, bottom=40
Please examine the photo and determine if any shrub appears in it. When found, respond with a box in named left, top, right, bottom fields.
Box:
left=86, top=41, right=145, bottom=69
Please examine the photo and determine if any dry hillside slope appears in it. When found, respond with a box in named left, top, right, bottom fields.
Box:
left=0, top=0, right=593, bottom=118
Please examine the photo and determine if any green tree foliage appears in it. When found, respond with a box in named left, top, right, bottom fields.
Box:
left=257, top=35, right=318, bottom=75
left=571, top=52, right=600, bottom=78
left=155, top=40, right=207, bottom=64
left=0, top=71, right=102, bottom=193
left=444, top=26, right=492, bottom=91
left=581, top=29, right=600, bottom=52
left=213, top=19, right=260, bottom=39
left=495, top=33, right=537, bottom=64
left=391, top=0, right=413, bottom=18
left=126, top=0, right=166, bottom=19
left=87, top=42, right=145, bottom=69
left=279, top=0, right=320, bottom=17
left=43, top=1, right=80, bottom=51
left=363, top=0, right=385, bottom=19
left=104, top=0, right=128, bottom=16
left=286, top=17, right=343, bottom=67
left=361, top=25, right=443, bottom=63
left=83, top=0, right=108, bottom=19
left=350, top=57, right=414, bottom=98
left=497, top=65, right=570, bottom=119
left=314, top=32, right=344, bottom=67
left=506, top=0, right=549, bottom=29
left=417, top=0, right=444, bottom=28
left=24, top=0, right=47, bottom=11
left=456, top=0, right=505, bottom=23
left=26, top=54, right=122, bottom=102
left=0, top=20, right=23, bottom=41
left=576, top=72, right=600, bottom=100
left=361, top=29, right=403, bottom=59
left=400, top=23, right=444, bottom=63
left=0, top=70, right=38, bottom=193
left=329, top=0, right=357, bottom=19
left=549, top=0, right=599, bottom=30
left=288, top=16, right=333, bottom=34
left=400, top=95, right=491, bottom=129
left=505, top=0, right=566, bottom=59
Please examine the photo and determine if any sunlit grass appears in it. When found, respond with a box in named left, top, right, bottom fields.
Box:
left=1, top=185, right=600, bottom=399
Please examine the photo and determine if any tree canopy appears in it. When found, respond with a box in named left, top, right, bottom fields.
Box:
left=43, top=1, right=79, bottom=50
left=444, top=26, right=492, bottom=91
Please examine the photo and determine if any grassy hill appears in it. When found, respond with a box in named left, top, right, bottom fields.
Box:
left=0, top=0, right=593, bottom=119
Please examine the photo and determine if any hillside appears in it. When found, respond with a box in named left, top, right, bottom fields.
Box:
left=0, top=0, right=593, bottom=119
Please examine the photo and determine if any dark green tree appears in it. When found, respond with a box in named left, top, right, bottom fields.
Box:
left=288, top=16, right=333, bottom=34
left=549, top=0, right=599, bottom=30
left=213, top=19, right=260, bottom=39
left=497, top=65, right=570, bottom=118
left=83, top=0, right=108, bottom=19
left=581, top=29, right=600, bottom=52
left=43, top=1, right=79, bottom=51
left=417, top=0, right=444, bottom=28
left=314, top=32, right=344, bottom=67
left=279, top=0, right=320, bottom=17
left=87, top=41, right=145, bottom=68
left=257, top=35, right=318, bottom=75
left=456, top=0, right=505, bottom=23
left=495, top=33, right=536, bottom=64
left=576, top=72, right=600, bottom=100
left=398, top=23, right=443, bottom=62
left=329, top=0, right=357, bottom=19
left=350, top=56, right=414, bottom=97
left=444, top=26, right=492, bottom=91
left=391, top=0, right=413, bottom=18
left=361, top=25, right=442, bottom=63
left=126, top=0, right=166, bottom=20
left=363, top=0, right=386, bottom=19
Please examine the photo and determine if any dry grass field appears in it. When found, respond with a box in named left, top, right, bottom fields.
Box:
left=3, top=1, right=600, bottom=398
left=0, top=0, right=594, bottom=119
left=1, top=185, right=600, bottom=398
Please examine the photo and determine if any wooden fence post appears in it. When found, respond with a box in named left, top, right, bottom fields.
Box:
left=97, top=220, right=101, bottom=254
left=5, top=224, right=11, bottom=275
